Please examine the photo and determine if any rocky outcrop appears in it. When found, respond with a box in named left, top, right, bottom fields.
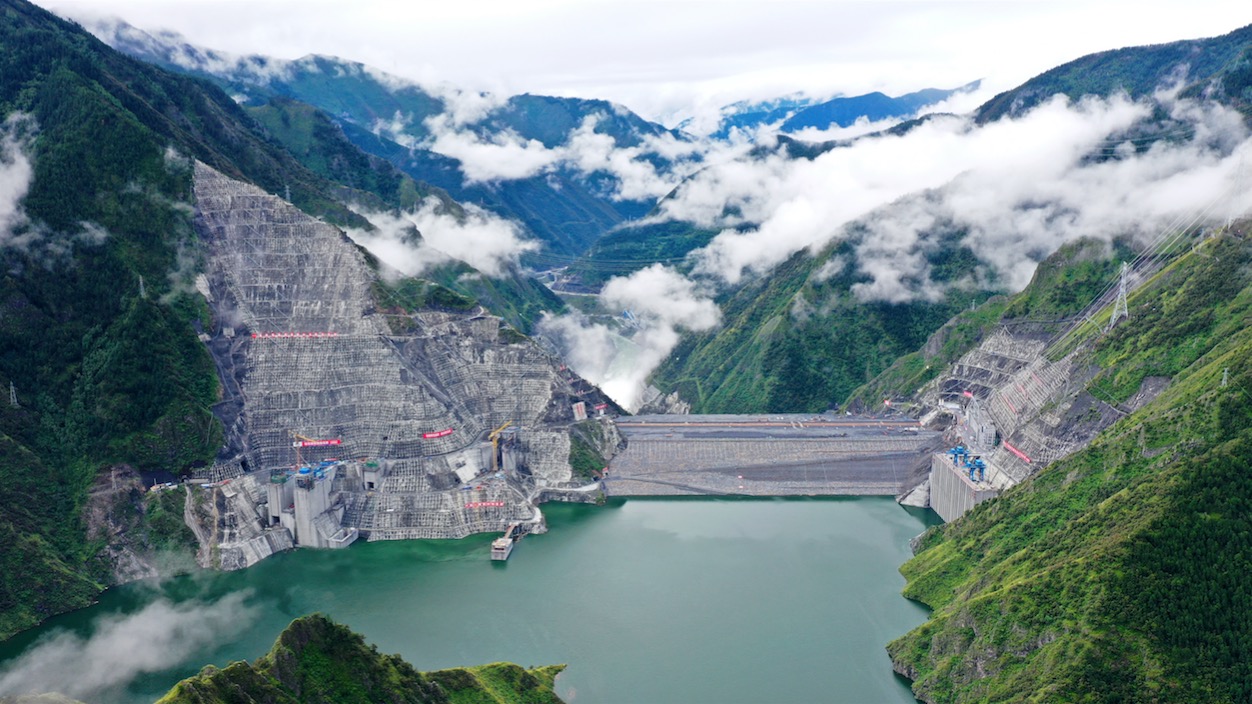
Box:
left=83, top=465, right=198, bottom=583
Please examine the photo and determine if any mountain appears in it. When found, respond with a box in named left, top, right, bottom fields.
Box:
left=643, top=23, right=1252, bottom=415
left=780, top=82, right=980, bottom=132
left=0, top=0, right=584, bottom=641
left=977, top=24, right=1252, bottom=122
left=157, top=614, right=565, bottom=704
left=651, top=235, right=990, bottom=413
left=681, top=94, right=818, bottom=138
left=885, top=225, right=1252, bottom=702
left=0, top=0, right=404, bottom=639
left=86, top=19, right=684, bottom=258
left=241, top=96, right=567, bottom=332
left=686, top=83, right=978, bottom=140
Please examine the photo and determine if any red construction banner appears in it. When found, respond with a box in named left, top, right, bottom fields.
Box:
left=292, top=439, right=342, bottom=448
left=252, top=332, right=340, bottom=339
left=466, top=501, right=505, bottom=509
left=1003, top=441, right=1032, bottom=463
left=422, top=428, right=454, bottom=439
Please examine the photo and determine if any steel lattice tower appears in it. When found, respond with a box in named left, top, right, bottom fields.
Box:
left=1107, top=262, right=1129, bottom=332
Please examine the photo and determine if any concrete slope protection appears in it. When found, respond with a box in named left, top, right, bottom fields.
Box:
left=187, top=163, right=611, bottom=569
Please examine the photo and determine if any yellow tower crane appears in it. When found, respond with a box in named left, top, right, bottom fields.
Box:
left=289, top=431, right=341, bottom=467
left=488, top=421, right=513, bottom=472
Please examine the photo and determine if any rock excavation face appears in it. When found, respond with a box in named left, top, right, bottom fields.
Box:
left=188, top=163, right=611, bottom=568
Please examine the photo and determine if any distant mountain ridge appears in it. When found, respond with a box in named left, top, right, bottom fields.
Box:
left=781, top=82, right=980, bottom=132
left=84, top=17, right=686, bottom=258
left=688, top=82, right=979, bottom=139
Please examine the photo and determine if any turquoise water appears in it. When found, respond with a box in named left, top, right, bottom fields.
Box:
left=0, top=497, right=938, bottom=703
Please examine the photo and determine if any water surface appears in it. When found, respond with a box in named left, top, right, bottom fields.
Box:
left=0, top=497, right=937, bottom=703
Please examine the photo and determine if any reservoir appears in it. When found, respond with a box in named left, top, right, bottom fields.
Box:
left=0, top=497, right=938, bottom=703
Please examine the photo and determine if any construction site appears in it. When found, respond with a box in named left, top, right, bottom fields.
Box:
left=181, top=159, right=1196, bottom=563
left=179, top=162, right=967, bottom=569
left=185, top=163, right=613, bottom=569
left=919, top=226, right=1224, bottom=521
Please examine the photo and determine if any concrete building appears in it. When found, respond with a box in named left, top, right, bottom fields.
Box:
left=928, top=453, right=999, bottom=522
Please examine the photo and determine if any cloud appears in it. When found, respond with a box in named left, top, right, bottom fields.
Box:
left=347, top=199, right=537, bottom=278
left=0, top=592, right=256, bottom=701
left=782, top=115, right=910, bottom=144
left=847, top=95, right=1252, bottom=301
left=546, top=92, right=1252, bottom=404
left=0, top=112, right=36, bottom=248
left=538, top=264, right=719, bottom=410
left=423, top=115, right=562, bottom=183
left=647, top=91, right=1249, bottom=296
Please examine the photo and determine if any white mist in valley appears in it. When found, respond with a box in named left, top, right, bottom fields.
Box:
left=0, top=592, right=256, bottom=701
left=347, top=199, right=537, bottom=279
left=542, top=92, right=1252, bottom=410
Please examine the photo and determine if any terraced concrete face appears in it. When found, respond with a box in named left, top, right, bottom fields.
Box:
left=189, top=163, right=593, bottom=562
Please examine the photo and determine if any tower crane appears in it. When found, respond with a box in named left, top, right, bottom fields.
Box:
left=488, top=421, right=513, bottom=472
left=290, top=431, right=341, bottom=467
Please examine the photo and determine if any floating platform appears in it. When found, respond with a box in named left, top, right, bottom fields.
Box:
left=490, top=536, right=514, bottom=560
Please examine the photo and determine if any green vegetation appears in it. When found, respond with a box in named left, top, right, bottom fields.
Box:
left=247, top=96, right=446, bottom=213
left=157, top=614, right=565, bottom=704
left=142, top=486, right=197, bottom=555
left=567, top=421, right=610, bottom=481
left=844, top=297, right=1009, bottom=409
left=655, top=237, right=992, bottom=413
left=889, top=233, right=1252, bottom=702
left=565, top=220, right=719, bottom=289
left=848, top=238, right=1132, bottom=407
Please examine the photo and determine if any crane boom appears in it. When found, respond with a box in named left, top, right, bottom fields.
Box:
left=488, top=421, right=513, bottom=472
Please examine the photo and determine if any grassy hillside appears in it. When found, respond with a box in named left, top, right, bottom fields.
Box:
left=889, top=231, right=1252, bottom=702
left=561, top=220, right=719, bottom=289
left=246, top=96, right=439, bottom=213
left=157, top=614, right=565, bottom=704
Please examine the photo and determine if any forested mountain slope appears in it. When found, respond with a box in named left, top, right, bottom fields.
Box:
left=977, top=23, right=1252, bottom=122
left=0, top=0, right=391, bottom=639
left=889, top=228, right=1252, bottom=702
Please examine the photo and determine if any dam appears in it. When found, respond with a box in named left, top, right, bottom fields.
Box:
left=604, top=414, right=941, bottom=497
left=183, top=163, right=944, bottom=571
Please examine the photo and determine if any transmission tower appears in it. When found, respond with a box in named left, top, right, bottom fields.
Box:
left=1107, top=262, right=1129, bottom=332
left=138, top=275, right=146, bottom=299
left=8, top=381, right=16, bottom=408
left=1222, top=367, right=1230, bottom=388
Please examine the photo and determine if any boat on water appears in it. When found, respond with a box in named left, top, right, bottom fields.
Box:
left=490, top=536, right=514, bottom=560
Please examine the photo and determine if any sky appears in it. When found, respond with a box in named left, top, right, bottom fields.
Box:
left=38, top=0, right=1252, bottom=127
